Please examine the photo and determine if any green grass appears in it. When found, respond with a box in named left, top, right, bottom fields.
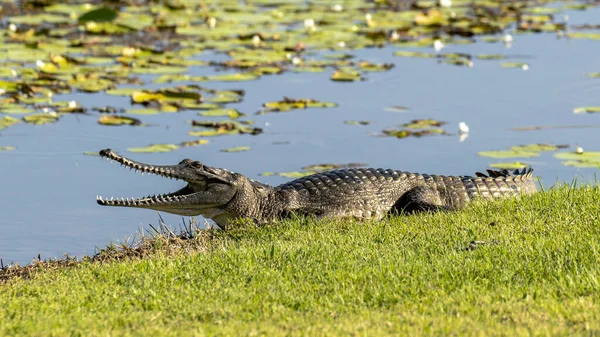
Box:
left=2, top=184, right=600, bottom=336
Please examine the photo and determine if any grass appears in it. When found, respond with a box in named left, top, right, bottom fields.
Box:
left=2, top=183, right=600, bottom=336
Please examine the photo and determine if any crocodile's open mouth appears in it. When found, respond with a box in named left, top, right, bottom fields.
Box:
left=96, top=149, right=230, bottom=212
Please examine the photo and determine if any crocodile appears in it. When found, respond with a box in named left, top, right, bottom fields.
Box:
left=96, top=149, right=538, bottom=229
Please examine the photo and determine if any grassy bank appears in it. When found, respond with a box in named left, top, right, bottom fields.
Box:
left=2, top=183, right=600, bottom=336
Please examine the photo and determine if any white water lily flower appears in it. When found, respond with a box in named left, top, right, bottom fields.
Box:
left=207, top=17, right=217, bottom=29
left=440, top=0, right=452, bottom=7
left=252, top=35, right=261, bottom=46
left=304, top=18, right=315, bottom=29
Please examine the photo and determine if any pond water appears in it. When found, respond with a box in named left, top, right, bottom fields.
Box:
left=1, top=4, right=600, bottom=265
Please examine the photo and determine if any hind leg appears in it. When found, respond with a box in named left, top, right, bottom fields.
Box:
left=390, top=185, right=453, bottom=214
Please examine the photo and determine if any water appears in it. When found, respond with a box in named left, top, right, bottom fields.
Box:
left=1, top=7, right=600, bottom=265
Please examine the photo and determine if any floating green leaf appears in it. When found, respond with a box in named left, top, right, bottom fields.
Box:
left=180, top=139, right=209, bottom=147
left=127, top=144, right=180, bottom=153
left=0, top=116, right=20, bottom=130
left=488, top=162, right=529, bottom=169
left=78, top=7, right=118, bottom=23
left=0, top=80, right=19, bottom=93
left=357, top=62, right=394, bottom=72
left=500, top=62, right=529, bottom=70
left=331, top=70, right=364, bottom=82
left=98, top=115, right=142, bottom=126
left=554, top=151, right=600, bottom=161
left=0, top=104, right=35, bottom=114
left=573, top=106, right=600, bottom=114
left=394, top=51, right=436, bottom=58
left=106, top=88, right=141, bottom=96
left=70, top=78, right=114, bottom=93
left=198, top=109, right=244, bottom=119
left=384, top=106, right=410, bottom=112
left=567, top=32, right=600, bottom=40
left=344, top=120, right=372, bottom=126
left=221, top=146, right=251, bottom=153
left=190, top=120, right=263, bottom=135
left=279, top=171, right=315, bottom=179
left=302, top=163, right=365, bottom=172
left=0, top=146, right=16, bottom=152
left=262, top=97, right=338, bottom=113
left=555, top=150, right=600, bottom=167
left=22, top=113, right=60, bottom=125
left=480, top=143, right=565, bottom=159
left=478, top=150, right=539, bottom=159
left=208, top=73, right=259, bottom=82
left=511, top=144, right=566, bottom=152
left=403, top=119, right=446, bottom=129
left=476, top=54, right=507, bottom=60
left=383, top=129, right=446, bottom=138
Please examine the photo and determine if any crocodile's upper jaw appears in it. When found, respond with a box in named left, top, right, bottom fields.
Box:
left=96, top=149, right=237, bottom=216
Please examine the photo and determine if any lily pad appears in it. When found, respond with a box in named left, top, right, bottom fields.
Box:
left=208, top=73, right=259, bottom=82
left=573, top=106, right=600, bottom=114
left=477, top=150, right=539, bottom=159
left=331, top=70, right=364, bottom=82
left=0, top=116, right=21, bottom=130
left=279, top=171, right=316, bottom=179
left=221, top=146, right=251, bottom=153
left=0, top=80, right=19, bottom=93
left=500, top=62, right=529, bottom=70
left=357, top=62, right=394, bottom=72
left=567, top=32, right=600, bottom=40
left=383, top=129, right=446, bottom=138
left=190, top=120, right=263, bottom=135
left=476, top=54, right=507, bottom=60
left=384, top=106, right=410, bottom=112
left=302, top=163, right=366, bottom=171
left=512, top=144, right=567, bottom=152
left=198, top=109, right=244, bottom=119
left=180, top=139, right=209, bottom=147
left=344, top=120, right=372, bottom=125
left=394, top=51, right=436, bottom=58
left=0, top=146, right=16, bottom=152
left=70, top=78, right=115, bottom=93
left=22, top=113, right=60, bottom=125
left=127, top=144, right=180, bottom=153
left=403, top=119, right=446, bottom=128
left=78, top=7, right=118, bottom=23
left=106, top=88, right=142, bottom=96
left=98, top=115, right=142, bottom=126
left=261, top=97, right=338, bottom=113
left=488, top=162, right=529, bottom=169
left=0, top=104, right=35, bottom=114
left=554, top=151, right=600, bottom=161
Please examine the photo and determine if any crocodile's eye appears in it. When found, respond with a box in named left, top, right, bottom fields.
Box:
left=191, top=161, right=203, bottom=168
left=179, top=159, right=194, bottom=165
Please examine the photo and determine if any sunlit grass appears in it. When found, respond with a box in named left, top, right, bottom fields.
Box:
left=2, top=183, right=600, bottom=336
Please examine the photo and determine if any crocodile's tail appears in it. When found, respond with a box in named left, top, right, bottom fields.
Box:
left=471, top=167, right=538, bottom=197
left=475, top=167, right=534, bottom=179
